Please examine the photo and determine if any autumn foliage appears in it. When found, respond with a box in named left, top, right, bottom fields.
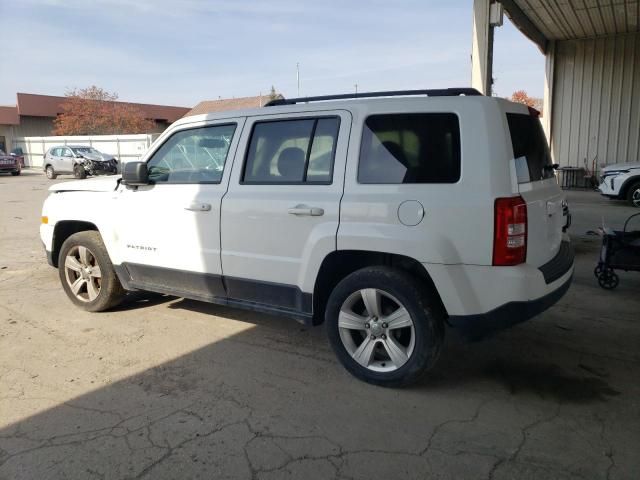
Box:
left=53, top=86, right=155, bottom=135
left=510, top=90, right=536, bottom=107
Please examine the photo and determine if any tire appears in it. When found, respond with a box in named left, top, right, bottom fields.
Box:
left=58, top=231, right=125, bottom=312
left=597, top=268, right=619, bottom=290
left=45, top=165, right=57, bottom=180
left=594, top=265, right=603, bottom=278
left=74, top=164, right=87, bottom=179
left=11, top=170, right=20, bottom=176
left=626, top=181, right=640, bottom=208
left=325, top=266, right=444, bottom=387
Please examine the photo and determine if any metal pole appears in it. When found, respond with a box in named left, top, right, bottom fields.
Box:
left=354, top=84, right=358, bottom=95
left=296, top=62, right=300, bottom=96
left=486, top=24, right=495, bottom=96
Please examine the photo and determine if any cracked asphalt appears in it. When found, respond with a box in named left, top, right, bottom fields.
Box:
left=1, top=171, right=639, bottom=479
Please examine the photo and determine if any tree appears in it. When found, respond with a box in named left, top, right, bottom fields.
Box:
left=268, top=85, right=283, bottom=102
left=52, top=86, right=155, bottom=135
left=510, top=90, right=543, bottom=113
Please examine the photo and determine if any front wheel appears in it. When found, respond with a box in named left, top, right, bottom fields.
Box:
left=11, top=170, right=21, bottom=176
left=58, top=231, right=125, bottom=311
left=325, top=267, right=444, bottom=387
left=73, top=164, right=87, bottom=179
left=626, top=181, right=640, bottom=208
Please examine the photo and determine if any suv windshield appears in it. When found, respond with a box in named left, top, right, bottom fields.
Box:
left=71, top=147, right=99, bottom=155
left=506, top=113, right=553, bottom=183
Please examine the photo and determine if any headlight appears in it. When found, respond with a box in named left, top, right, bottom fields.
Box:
left=603, top=169, right=629, bottom=177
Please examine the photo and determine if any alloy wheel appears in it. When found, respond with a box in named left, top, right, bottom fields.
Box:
left=632, top=187, right=640, bottom=208
left=64, top=245, right=102, bottom=302
left=338, top=288, right=415, bottom=372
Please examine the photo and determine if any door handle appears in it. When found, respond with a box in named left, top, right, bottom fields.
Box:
left=288, top=205, right=324, bottom=216
left=185, top=202, right=211, bottom=212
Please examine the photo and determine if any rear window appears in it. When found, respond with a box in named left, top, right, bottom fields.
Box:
left=358, top=113, right=460, bottom=184
left=506, top=113, right=553, bottom=183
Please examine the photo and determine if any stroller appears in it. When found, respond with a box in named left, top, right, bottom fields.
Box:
left=595, top=213, right=640, bottom=289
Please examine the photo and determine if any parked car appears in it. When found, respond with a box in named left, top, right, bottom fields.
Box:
left=0, top=149, right=21, bottom=176
left=10, top=147, right=25, bottom=168
left=40, top=88, right=574, bottom=387
left=598, top=162, right=640, bottom=207
left=43, top=145, right=118, bottom=180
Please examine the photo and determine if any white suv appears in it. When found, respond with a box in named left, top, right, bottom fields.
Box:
left=40, top=89, right=574, bottom=386
left=598, top=162, right=640, bottom=207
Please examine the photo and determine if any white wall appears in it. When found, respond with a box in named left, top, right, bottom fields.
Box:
left=550, top=32, right=640, bottom=170
left=14, top=134, right=159, bottom=168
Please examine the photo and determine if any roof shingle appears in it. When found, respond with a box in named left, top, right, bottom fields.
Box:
left=14, top=93, right=189, bottom=122
left=185, top=96, right=269, bottom=116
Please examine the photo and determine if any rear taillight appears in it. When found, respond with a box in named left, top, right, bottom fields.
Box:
left=493, top=196, right=527, bottom=266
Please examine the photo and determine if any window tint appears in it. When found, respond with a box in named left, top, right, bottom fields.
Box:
left=506, top=113, right=553, bottom=183
left=147, top=124, right=236, bottom=184
left=358, top=113, right=461, bottom=184
left=243, top=117, right=340, bottom=184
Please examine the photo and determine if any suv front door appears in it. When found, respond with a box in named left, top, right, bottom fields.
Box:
left=60, top=147, right=75, bottom=173
left=221, top=111, right=351, bottom=317
left=114, top=118, right=244, bottom=298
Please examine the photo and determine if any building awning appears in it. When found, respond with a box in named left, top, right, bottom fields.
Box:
left=501, top=0, right=640, bottom=52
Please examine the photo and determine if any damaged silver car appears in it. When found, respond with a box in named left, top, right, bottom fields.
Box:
left=43, top=145, right=118, bottom=180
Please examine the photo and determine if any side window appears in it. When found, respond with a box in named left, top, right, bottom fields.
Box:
left=242, top=117, right=340, bottom=184
left=51, top=147, right=60, bottom=156
left=147, top=124, right=236, bottom=184
left=62, top=148, right=73, bottom=157
left=358, top=113, right=461, bottom=184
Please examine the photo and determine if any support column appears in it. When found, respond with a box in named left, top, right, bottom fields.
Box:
left=471, top=0, right=493, bottom=95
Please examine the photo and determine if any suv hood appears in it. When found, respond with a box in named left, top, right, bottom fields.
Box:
left=49, top=175, right=121, bottom=193
left=77, top=152, right=116, bottom=162
left=602, top=162, right=640, bottom=172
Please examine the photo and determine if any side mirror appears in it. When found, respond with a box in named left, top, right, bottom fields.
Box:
left=122, top=162, right=149, bottom=186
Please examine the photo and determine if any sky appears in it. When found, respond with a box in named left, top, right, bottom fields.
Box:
left=0, top=0, right=545, bottom=108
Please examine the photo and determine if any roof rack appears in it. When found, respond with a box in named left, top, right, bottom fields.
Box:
left=264, top=88, right=482, bottom=107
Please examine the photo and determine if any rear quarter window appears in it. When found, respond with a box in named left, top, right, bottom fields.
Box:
left=506, top=113, right=553, bottom=183
left=358, top=113, right=461, bottom=184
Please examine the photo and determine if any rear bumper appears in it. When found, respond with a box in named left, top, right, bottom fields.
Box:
left=427, top=240, right=574, bottom=338
left=448, top=271, right=572, bottom=339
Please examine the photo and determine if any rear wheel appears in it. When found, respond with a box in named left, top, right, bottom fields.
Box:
left=58, top=231, right=125, bottom=311
left=45, top=165, right=57, bottom=180
left=11, top=170, right=20, bottom=176
left=626, top=181, right=640, bottom=208
left=325, top=267, right=444, bottom=387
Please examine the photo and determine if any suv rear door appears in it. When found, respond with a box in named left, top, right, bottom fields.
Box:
left=505, top=108, right=564, bottom=266
left=220, top=110, right=351, bottom=317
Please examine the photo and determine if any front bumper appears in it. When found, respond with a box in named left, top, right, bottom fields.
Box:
left=599, top=175, right=624, bottom=198
left=84, top=160, right=118, bottom=175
